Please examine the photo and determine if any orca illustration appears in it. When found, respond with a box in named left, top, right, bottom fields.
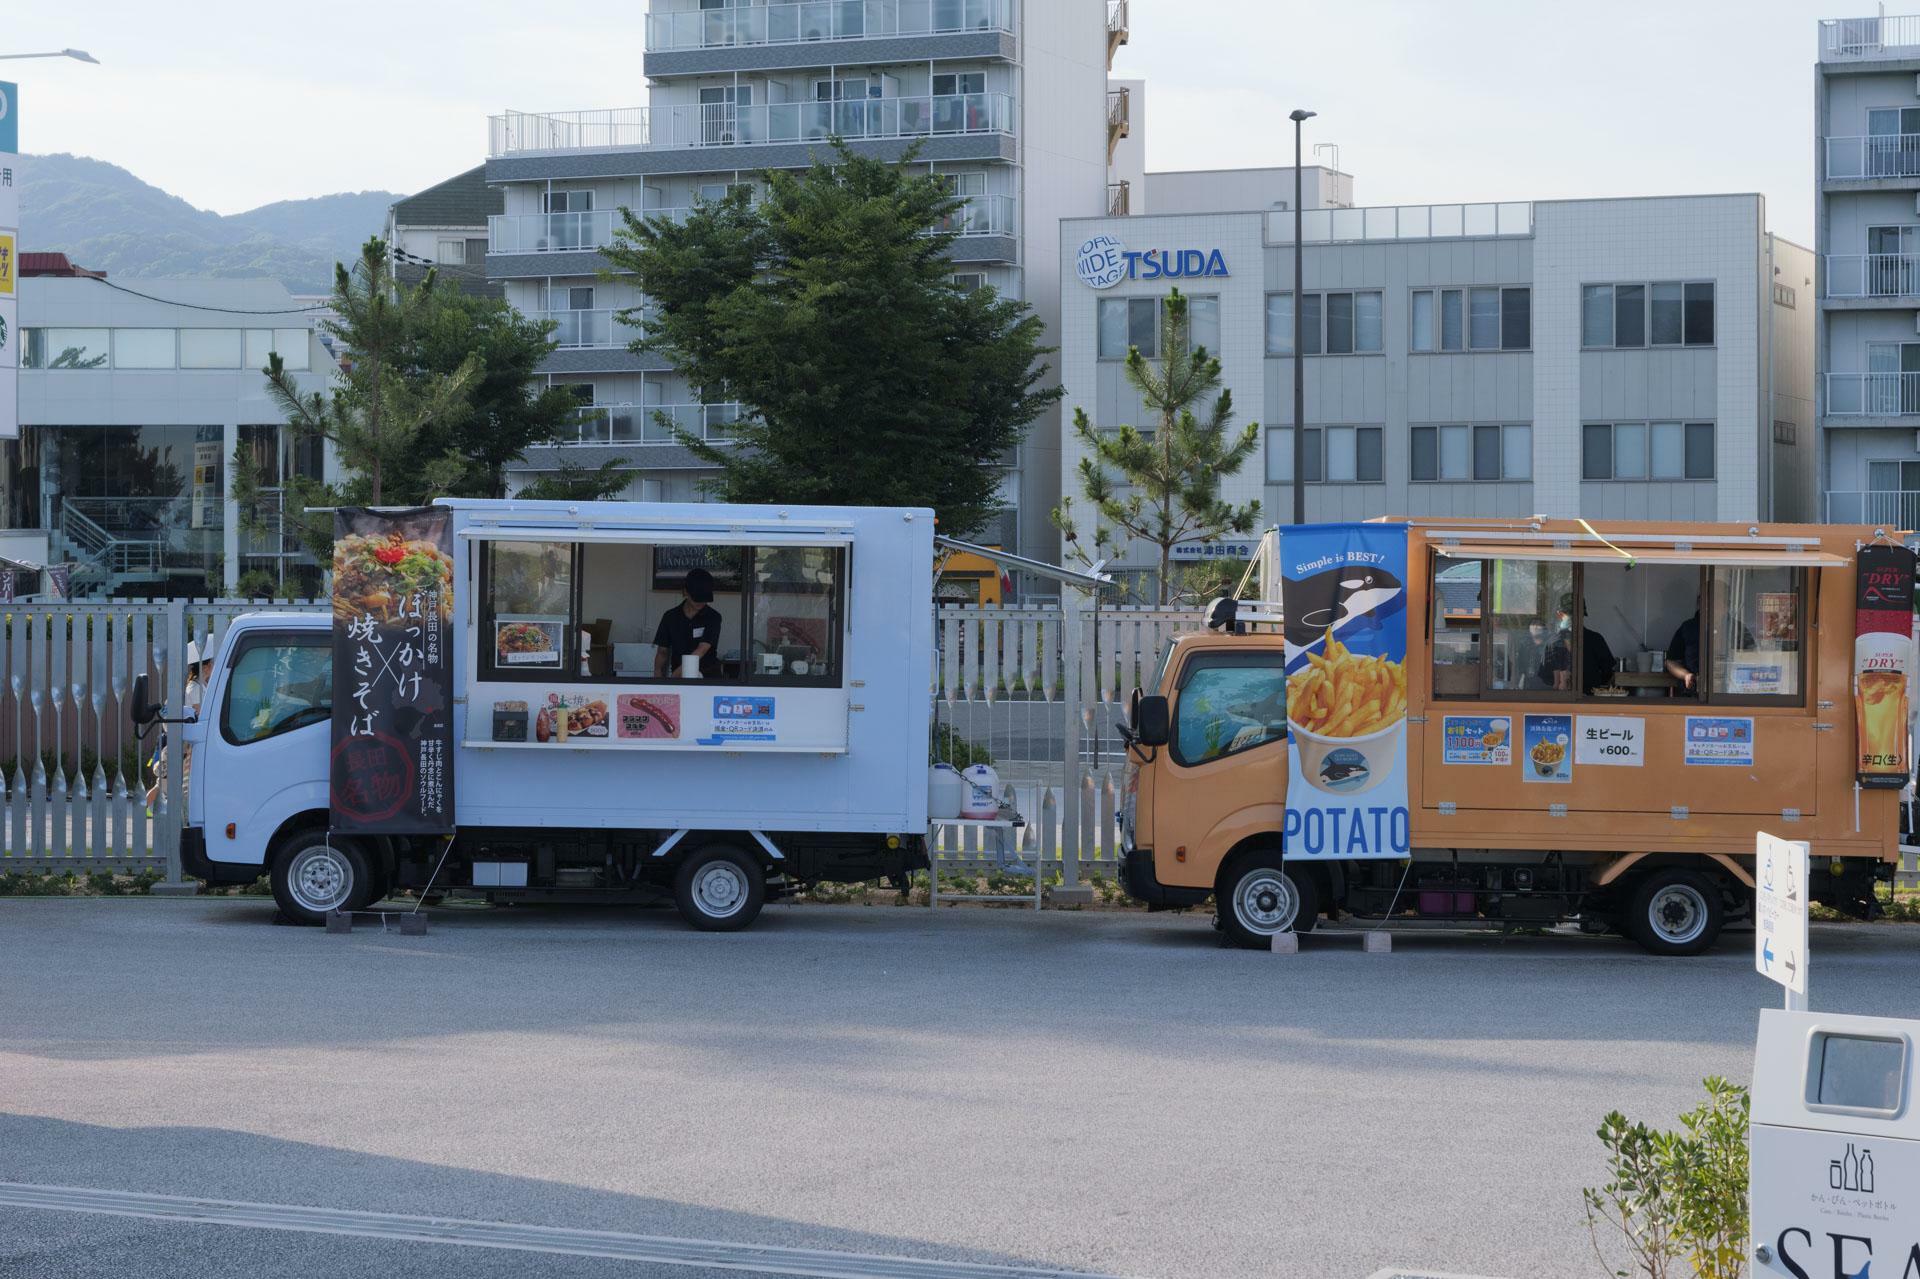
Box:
left=1284, top=564, right=1405, bottom=650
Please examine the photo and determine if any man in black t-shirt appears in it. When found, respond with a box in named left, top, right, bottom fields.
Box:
left=654, top=567, right=723, bottom=679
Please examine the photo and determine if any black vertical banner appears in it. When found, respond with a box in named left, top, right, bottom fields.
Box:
left=330, top=507, right=456, bottom=833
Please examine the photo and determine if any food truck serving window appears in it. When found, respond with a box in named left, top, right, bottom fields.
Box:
left=478, top=540, right=845, bottom=687
left=1428, top=547, right=1812, bottom=707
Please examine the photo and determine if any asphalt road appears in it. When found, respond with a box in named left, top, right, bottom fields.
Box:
left=3, top=898, right=1919, bottom=1279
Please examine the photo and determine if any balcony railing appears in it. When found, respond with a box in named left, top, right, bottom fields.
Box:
left=1819, top=14, right=1920, bottom=60
left=532, top=309, right=644, bottom=350
left=1267, top=201, right=1532, bottom=245
left=1825, top=371, right=1920, bottom=416
left=489, top=92, right=1014, bottom=157
left=563, top=403, right=743, bottom=446
left=489, top=209, right=694, bottom=254
left=1827, top=252, right=1920, bottom=298
left=1107, top=180, right=1130, bottom=217
left=645, top=0, right=1012, bottom=52
left=1826, top=489, right=1920, bottom=527
left=936, top=193, right=1015, bottom=236
left=1825, top=133, right=1920, bottom=179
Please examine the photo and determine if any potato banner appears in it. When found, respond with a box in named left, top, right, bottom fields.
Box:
left=1279, top=522, right=1411, bottom=859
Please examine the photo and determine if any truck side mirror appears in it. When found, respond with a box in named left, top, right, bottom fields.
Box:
left=1133, top=694, right=1171, bottom=748
left=130, top=673, right=158, bottom=728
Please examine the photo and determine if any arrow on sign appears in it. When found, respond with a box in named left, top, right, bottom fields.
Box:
left=1786, top=953, right=1798, bottom=980
left=1763, top=940, right=1775, bottom=968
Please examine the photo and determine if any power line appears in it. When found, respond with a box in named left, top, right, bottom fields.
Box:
left=75, top=275, right=333, bottom=316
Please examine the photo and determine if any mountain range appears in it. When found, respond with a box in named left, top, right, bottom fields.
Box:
left=19, top=154, right=402, bottom=294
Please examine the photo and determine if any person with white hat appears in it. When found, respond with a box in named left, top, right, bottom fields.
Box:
left=145, top=641, right=206, bottom=813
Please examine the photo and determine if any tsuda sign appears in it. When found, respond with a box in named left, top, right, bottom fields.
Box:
left=1076, top=234, right=1228, bottom=289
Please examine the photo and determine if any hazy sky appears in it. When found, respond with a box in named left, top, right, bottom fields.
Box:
left=6, top=0, right=1849, bottom=242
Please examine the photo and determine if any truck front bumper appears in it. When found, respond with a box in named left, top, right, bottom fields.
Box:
left=1120, top=847, right=1210, bottom=909
left=179, top=827, right=263, bottom=886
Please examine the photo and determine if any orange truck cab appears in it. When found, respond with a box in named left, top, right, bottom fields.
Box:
left=1118, top=518, right=1909, bottom=954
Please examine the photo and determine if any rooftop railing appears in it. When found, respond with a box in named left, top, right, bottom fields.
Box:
left=645, top=0, right=1012, bottom=52
left=490, top=92, right=1013, bottom=157
left=1819, top=14, right=1920, bottom=60
left=1266, top=201, right=1532, bottom=245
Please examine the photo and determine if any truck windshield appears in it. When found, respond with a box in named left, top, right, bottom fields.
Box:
left=222, top=638, right=331, bottom=745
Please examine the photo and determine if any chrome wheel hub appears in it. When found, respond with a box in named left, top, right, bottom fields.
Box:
left=288, top=846, right=351, bottom=913
left=693, top=863, right=747, bottom=918
left=1234, top=869, right=1298, bottom=935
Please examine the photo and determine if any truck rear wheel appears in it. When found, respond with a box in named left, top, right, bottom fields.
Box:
left=1626, top=869, right=1724, bottom=957
left=1217, top=852, right=1319, bottom=949
left=270, top=831, right=374, bottom=925
left=674, top=843, right=765, bottom=932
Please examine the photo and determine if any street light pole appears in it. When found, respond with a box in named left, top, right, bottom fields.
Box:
left=1289, top=108, right=1316, bottom=526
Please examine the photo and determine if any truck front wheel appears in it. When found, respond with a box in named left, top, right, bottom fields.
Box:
left=270, top=831, right=374, bottom=925
left=1626, top=869, right=1724, bottom=957
left=1217, top=852, right=1320, bottom=949
left=674, top=844, right=766, bottom=932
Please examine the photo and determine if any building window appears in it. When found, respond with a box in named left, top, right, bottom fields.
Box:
left=1582, top=422, right=1715, bottom=480
left=435, top=239, right=467, bottom=265
left=1773, top=283, right=1797, bottom=308
left=113, top=329, right=175, bottom=369
left=1773, top=420, right=1797, bottom=445
left=179, top=329, right=245, bottom=369
left=1266, top=426, right=1381, bottom=484
left=21, top=328, right=109, bottom=369
left=1582, top=282, right=1715, bottom=348
left=1099, top=295, right=1218, bottom=361
left=1264, top=290, right=1383, bottom=356
left=1410, top=424, right=1531, bottom=482
left=953, top=272, right=985, bottom=293
left=243, top=328, right=313, bottom=372
left=1410, top=287, right=1528, bottom=351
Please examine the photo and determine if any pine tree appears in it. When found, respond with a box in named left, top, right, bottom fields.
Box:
left=1052, top=288, right=1260, bottom=604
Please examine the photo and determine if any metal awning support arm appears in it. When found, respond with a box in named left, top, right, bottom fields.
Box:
left=932, top=536, right=1117, bottom=594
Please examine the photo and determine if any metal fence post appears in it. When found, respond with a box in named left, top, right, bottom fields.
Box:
left=150, top=597, right=198, bottom=895
left=1050, top=589, right=1094, bottom=906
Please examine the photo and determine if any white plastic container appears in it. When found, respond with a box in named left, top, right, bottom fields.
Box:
left=959, top=763, right=1001, bottom=819
left=928, top=763, right=964, bottom=820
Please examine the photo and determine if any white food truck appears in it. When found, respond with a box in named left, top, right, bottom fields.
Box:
left=147, top=499, right=945, bottom=931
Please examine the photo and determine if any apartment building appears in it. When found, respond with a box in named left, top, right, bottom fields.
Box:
left=483, top=0, right=1132, bottom=555
left=1059, top=194, right=1812, bottom=593
left=385, top=166, right=504, bottom=299
left=1815, top=11, right=1920, bottom=527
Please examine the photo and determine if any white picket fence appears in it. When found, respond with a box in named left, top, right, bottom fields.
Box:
left=930, top=602, right=1204, bottom=880
left=2, top=596, right=1204, bottom=888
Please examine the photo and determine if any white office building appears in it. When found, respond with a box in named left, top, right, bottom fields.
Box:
left=1815, top=11, right=1920, bottom=526
left=5, top=260, right=340, bottom=597
left=484, top=0, right=1140, bottom=555
left=1059, top=192, right=1813, bottom=592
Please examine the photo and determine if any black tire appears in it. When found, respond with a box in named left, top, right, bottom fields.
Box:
left=1626, top=869, right=1725, bottom=956
left=269, top=830, right=375, bottom=925
left=673, top=843, right=766, bottom=932
left=1216, top=851, right=1321, bottom=949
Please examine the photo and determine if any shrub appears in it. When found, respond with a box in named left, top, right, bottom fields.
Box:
left=1584, top=1076, right=1749, bottom=1279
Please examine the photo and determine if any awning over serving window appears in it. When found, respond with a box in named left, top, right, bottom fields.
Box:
left=1432, top=543, right=1850, bottom=569
left=458, top=523, right=853, bottom=548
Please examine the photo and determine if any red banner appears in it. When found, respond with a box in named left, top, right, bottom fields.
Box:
left=1853, top=544, right=1916, bottom=789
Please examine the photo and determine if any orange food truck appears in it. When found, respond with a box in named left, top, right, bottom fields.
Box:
left=1117, top=518, right=1913, bottom=954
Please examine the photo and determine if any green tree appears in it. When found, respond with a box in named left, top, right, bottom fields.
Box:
left=513, top=460, right=633, bottom=503
left=1051, top=287, right=1259, bottom=605
left=407, top=288, right=582, bottom=498
left=601, top=143, right=1060, bottom=537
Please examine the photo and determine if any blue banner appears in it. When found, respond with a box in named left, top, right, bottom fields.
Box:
left=1279, top=523, right=1411, bottom=859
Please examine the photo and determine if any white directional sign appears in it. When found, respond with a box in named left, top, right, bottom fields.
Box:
left=1756, top=832, right=1809, bottom=1003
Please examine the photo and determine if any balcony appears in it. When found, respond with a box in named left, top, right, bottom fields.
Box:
left=489, top=209, right=693, bottom=255
left=1106, top=86, right=1130, bottom=163
left=533, top=309, right=645, bottom=350
left=1107, top=179, right=1130, bottom=217
left=1107, top=0, right=1129, bottom=67
left=489, top=93, right=1013, bottom=158
left=1825, top=371, right=1920, bottom=416
left=936, top=193, right=1015, bottom=237
left=1826, top=490, right=1920, bottom=527
left=645, top=0, right=1012, bottom=52
left=1819, top=14, right=1920, bottom=61
left=1825, top=133, right=1920, bottom=180
left=1826, top=252, right=1920, bottom=299
left=562, top=403, right=743, bottom=447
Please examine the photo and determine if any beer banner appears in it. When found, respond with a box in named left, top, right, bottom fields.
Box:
left=1854, top=543, right=1916, bottom=789
left=330, top=507, right=456, bottom=833
left=1279, top=523, right=1411, bottom=859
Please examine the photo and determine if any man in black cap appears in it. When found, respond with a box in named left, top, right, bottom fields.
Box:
left=653, top=566, right=723, bottom=679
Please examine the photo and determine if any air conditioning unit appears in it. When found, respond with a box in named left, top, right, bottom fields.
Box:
left=1912, top=310, right=1920, bottom=336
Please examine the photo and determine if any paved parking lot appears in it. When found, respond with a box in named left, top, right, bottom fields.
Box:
left=3, top=896, right=1919, bottom=1278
